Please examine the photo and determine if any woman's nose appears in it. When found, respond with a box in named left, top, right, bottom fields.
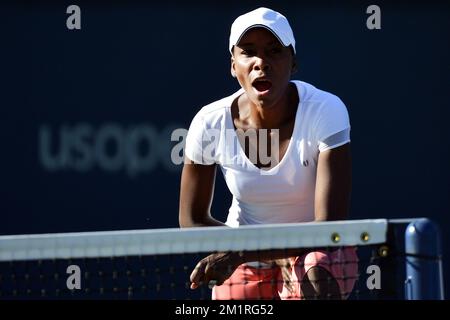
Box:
left=253, top=56, right=270, bottom=72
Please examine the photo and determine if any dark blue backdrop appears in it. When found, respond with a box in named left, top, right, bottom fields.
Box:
left=1, top=1, right=449, bottom=297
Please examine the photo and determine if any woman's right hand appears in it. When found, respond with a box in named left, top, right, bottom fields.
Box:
left=273, top=258, right=295, bottom=294
left=190, top=252, right=242, bottom=289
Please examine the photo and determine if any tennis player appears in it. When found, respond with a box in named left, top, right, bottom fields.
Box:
left=179, top=7, right=358, bottom=300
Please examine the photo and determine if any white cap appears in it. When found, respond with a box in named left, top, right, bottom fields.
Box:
left=229, top=7, right=296, bottom=55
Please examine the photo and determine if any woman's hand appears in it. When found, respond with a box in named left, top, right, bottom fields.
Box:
left=190, top=252, right=242, bottom=289
left=273, top=258, right=295, bottom=294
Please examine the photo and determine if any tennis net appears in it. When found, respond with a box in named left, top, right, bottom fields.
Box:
left=0, top=219, right=442, bottom=300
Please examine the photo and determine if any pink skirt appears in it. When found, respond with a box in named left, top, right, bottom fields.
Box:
left=212, top=247, right=359, bottom=300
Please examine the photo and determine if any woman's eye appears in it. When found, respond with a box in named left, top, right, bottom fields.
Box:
left=241, top=50, right=255, bottom=56
left=270, top=47, right=282, bottom=54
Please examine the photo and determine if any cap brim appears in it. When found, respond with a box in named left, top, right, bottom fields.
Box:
left=230, top=24, right=291, bottom=54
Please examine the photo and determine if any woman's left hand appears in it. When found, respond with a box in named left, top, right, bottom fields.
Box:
left=190, top=252, right=241, bottom=289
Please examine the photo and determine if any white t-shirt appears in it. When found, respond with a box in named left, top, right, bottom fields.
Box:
left=184, top=80, right=350, bottom=227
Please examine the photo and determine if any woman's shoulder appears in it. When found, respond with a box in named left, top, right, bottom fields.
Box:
left=293, top=80, right=345, bottom=107
left=192, top=88, right=244, bottom=128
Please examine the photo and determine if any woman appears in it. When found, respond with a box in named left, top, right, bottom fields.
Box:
left=179, top=7, right=358, bottom=300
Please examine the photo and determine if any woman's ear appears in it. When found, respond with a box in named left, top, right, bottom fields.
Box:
left=230, top=56, right=237, bottom=78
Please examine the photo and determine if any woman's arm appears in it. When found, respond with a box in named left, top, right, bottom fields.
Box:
left=179, top=158, right=226, bottom=228
left=314, top=143, right=352, bottom=221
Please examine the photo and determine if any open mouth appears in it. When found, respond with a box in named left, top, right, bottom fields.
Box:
left=252, top=79, right=272, bottom=92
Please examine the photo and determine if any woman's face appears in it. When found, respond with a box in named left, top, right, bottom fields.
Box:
left=231, top=27, right=295, bottom=109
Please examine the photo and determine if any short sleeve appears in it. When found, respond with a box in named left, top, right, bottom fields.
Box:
left=184, top=112, right=218, bottom=165
left=314, top=96, right=351, bottom=152
left=318, top=128, right=350, bottom=152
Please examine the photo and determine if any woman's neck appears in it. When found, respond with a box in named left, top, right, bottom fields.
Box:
left=239, top=83, right=298, bottom=129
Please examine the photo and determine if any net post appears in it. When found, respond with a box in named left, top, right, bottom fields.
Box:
left=404, top=218, right=444, bottom=300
